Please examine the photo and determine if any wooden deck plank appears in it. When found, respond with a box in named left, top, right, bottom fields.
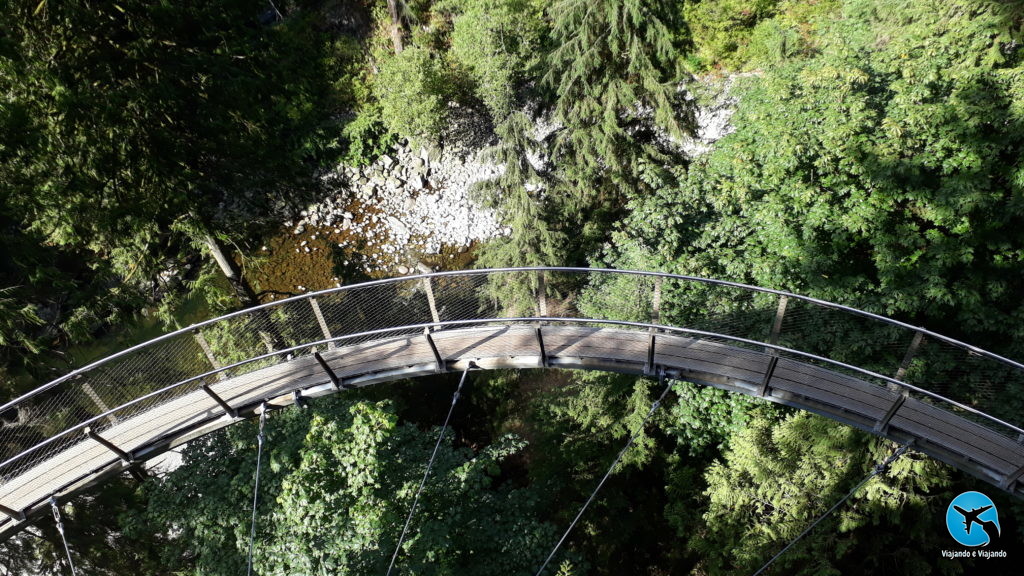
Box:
left=889, top=399, right=1024, bottom=473
left=3, top=324, right=1023, bottom=530
left=771, top=360, right=897, bottom=415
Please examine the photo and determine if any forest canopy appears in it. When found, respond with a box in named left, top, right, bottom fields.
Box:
left=2, top=0, right=1023, bottom=574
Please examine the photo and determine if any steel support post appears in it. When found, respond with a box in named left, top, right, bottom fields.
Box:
left=76, top=375, right=118, bottom=426
left=650, top=276, right=663, bottom=328
left=874, top=391, right=909, bottom=434
left=84, top=427, right=133, bottom=463
left=314, top=351, right=345, bottom=389
left=758, top=356, right=779, bottom=397
left=201, top=385, right=238, bottom=418
left=193, top=329, right=227, bottom=380
left=536, top=326, right=548, bottom=368
left=309, top=297, right=335, bottom=349
left=894, top=331, right=926, bottom=382
left=644, top=334, right=657, bottom=376
left=767, top=294, right=788, bottom=349
left=424, top=329, right=444, bottom=372
left=537, top=271, right=548, bottom=317
left=420, top=275, right=441, bottom=328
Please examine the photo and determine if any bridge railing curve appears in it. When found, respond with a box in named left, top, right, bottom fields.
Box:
left=2, top=268, right=1024, bottom=517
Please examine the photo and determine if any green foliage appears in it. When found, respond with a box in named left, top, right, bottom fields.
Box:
left=684, top=0, right=842, bottom=70
left=341, top=104, right=400, bottom=166
left=0, top=0, right=343, bottom=284
left=664, top=381, right=757, bottom=456
left=542, top=0, right=692, bottom=261
left=375, top=46, right=451, bottom=143
left=538, top=372, right=671, bottom=479
left=447, top=0, right=546, bottom=119
left=0, top=477, right=171, bottom=576
left=0, top=286, right=43, bottom=355
left=684, top=0, right=784, bottom=69
left=545, top=0, right=688, bottom=185
left=138, top=396, right=558, bottom=575
left=694, top=410, right=956, bottom=575
left=474, top=112, right=565, bottom=310
left=623, top=0, right=1024, bottom=357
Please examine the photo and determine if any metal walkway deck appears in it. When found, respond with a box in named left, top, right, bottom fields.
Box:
left=2, top=269, right=1023, bottom=537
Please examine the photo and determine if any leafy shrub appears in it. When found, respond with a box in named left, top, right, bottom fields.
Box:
left=374, top=46, right=450, bottom=143
left=340, top=104, right=399, bottom=166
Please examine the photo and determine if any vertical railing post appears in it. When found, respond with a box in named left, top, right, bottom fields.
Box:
left=77, top=375, right=118, bottom=426
left=308, top=296, right=335, bottom=349
left=876, top=331, right=927, bottom=433
left=650, top=276, right=663, bottom=328
left=766, top=294, right=788, bottom=352
left=537, top=271, right=548, bottom=318
left=194, top=329, right=227, bottom=380
left=758, top=356, right=778, bottom=397
left=418, top=265, right=441, bottom=330
left=894, top=331, right=925, bottom=382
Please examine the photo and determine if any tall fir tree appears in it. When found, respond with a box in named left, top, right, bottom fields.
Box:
left=544, top=0, right=691, bottom=212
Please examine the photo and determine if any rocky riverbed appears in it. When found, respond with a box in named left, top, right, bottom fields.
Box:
left=251, top=75, right=745, bottom=298
left=249, top=137, right=510, bottom=298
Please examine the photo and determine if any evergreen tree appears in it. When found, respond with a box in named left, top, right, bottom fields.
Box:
left=0, top=0, right=340, bottom=308
left=473, top=112, right=565, bottom=312
left=544, top=0, right=690, bottom=209
left=693, top=410, right=959, bottom=575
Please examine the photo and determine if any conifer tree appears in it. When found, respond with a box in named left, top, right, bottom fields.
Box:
left=545, top=0, right=690, bottom=204
left=473, top=112, right=565, bottom=313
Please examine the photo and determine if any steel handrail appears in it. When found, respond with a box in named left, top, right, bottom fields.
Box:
left=4, top=267, right=1022, bottom=414
left=3, top=314, right=1022, bottom=475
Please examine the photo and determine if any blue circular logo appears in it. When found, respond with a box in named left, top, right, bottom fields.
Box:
left=946, top=491, right=1000, bottom=547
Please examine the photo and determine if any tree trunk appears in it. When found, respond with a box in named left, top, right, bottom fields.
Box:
left=387, top=0, right=404, bottom=54
left=201, top=233, right=286, bottom=355
left=203, top=234, right=259, bottom=308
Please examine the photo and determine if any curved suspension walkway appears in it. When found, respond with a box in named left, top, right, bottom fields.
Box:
left=1, top=267, right=1024, bottom=539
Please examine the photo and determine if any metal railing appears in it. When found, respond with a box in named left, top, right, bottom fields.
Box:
left=2, top=267, right=1024, bottom=495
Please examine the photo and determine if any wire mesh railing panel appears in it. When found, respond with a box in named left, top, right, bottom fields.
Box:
left=260, top=298, right=325, bottom=351
left=901, top=338, right=1024, bottom=432
left=775, top=298, right=914, bottom=378
left=0, top=383, right=98, bottom=472
left=84, top=333, right=211, bottom=427
left=576, top=271, right=658, bottom=324
left=316, top=279, right=434, bottom=344
left=0, top=420, right=94, bottom=487
left=431, top=272, right=494, bottom=324
left=658, top=279, right=779, bottom=344
left=3, top=267, right=1024, bottom=515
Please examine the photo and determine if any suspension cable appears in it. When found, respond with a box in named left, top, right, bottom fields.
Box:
left=386, top=365, right=475, bottom=576
left=49, top=496, right=77, bottom=576
left=750, top=442, right=912, bottom=576
left=246, top=403, right=269, bottom=576
left=533, top=370, right=674, bottom=576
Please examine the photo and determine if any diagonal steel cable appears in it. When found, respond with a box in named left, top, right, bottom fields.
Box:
left=533, top=371, right=674, bottom=576
left=246, top=404, right=269, bottom=576
left=385, top=365, right=475, bottom=576
left=750, top=442, right=912, bottom=576
left=49, top=497, right=77, bottom=576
